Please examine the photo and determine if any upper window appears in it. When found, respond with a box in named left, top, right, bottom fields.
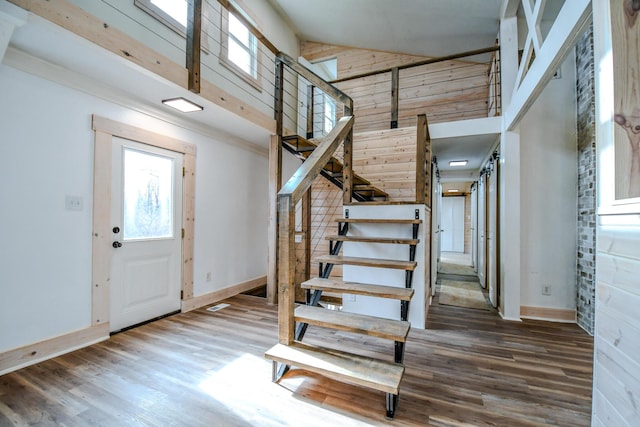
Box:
left=227, top=13, right=258, bottom=78
left=220, top=7, right=262, bottom=90
left=135, top=0, right=188, bottom=35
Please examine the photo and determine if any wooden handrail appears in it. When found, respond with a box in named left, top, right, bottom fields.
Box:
left=277, top=53, right=353, bottom=109
left=277, top=115, right=354, bottom=345
left=330, top=45, right=500, bottom=84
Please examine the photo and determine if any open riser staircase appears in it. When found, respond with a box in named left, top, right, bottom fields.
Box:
left=266, top=52, right=431, bottom=420
left=265, top=212, right=422, bottom=419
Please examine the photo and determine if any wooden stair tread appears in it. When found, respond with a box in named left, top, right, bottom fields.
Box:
left=295, top=305, right=410, bottom=342
left=302, top=278, right=414, bottom=301
left=264, top=342, right=404, bottom=394
left=315, top=255, right=417, bottom=271
left=336, top=218, right=422, bottom=224
left=326, top=235, right=419, bottom=245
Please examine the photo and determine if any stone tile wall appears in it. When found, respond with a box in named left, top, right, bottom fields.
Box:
left=575, top=25, right=596, bottom=334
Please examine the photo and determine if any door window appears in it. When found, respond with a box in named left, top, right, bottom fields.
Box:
left=122, top=148, right=175, bottom=241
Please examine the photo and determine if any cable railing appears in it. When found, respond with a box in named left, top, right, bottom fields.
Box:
left=328, top=46, right=501, bottom=133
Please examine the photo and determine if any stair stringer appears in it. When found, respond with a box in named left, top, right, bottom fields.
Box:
left=341, top=204, right=431, bottom=328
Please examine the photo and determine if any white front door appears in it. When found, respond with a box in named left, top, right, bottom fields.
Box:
left=110, top=137, right=183, bottom=332
left=441, top=196, right=465, bottom=252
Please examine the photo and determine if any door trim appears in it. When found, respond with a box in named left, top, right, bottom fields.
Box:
left=91, top=115, right=196, bottom=327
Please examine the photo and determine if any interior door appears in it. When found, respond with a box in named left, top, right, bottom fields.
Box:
left=477, top=177, right=486, bottom=288
left=110, top=137, right=183, bottom=332
left=488, top=166, right=498, bottom=308
left=471, top=183, right=478, bottom=270
left=431, top=179, right=440, bottom=296
left=441, top=196, right=465, bottom=252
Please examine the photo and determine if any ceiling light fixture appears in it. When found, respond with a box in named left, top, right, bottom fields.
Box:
left=162, top=97, right=203, bottom=113
left=449, top=160, right=468, bottom=167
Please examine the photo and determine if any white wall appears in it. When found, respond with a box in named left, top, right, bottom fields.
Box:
left=342, top=204, right=429, bottom=329
left=0, top=63, right=269, bottom=352
left=518, top=53, right=578, bottom=312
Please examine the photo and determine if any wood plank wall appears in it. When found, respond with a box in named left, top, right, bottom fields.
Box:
left=301, top=41, right=493, bottom=133
left=353, top=127, right=418, bottom=202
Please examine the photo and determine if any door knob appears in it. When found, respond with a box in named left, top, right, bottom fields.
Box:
left=112, top=241, right=122, bottom=248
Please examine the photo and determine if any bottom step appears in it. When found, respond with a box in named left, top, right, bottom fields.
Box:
left=264, top=342, right=404, bottom=395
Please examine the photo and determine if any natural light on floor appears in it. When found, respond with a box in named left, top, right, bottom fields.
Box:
left=198, top=353, right=377, bottom=426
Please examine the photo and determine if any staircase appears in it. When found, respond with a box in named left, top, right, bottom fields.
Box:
left=265, top=214, right=421, bottom=419
left=266, top=52, right=430, bottom=420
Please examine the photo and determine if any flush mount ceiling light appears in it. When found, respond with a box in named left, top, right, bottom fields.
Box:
left=449, top=160, right=468, bottom=167
left=162, top=97, right=203, bottom=113
left=447, top=189, right=460, bottom=193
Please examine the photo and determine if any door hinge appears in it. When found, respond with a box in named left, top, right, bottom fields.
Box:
left=181, top=228, right=185, bottom=239
left=182, top=167, right=185, bottom=177
left=180, top=290, right=184, bottom=299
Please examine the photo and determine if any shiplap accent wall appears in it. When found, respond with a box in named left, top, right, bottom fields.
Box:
left=352, top=127, right=418, bottom=201
left=300, top=41, right=494, bottom=133
left=592, top=1, right=640, bottom=425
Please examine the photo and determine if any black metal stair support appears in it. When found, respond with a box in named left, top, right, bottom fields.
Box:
left=294, top=214, right=350, bottom=341
left=393, top=209, right=420, bottom=364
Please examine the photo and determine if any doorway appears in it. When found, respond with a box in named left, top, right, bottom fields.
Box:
left=109, top=138, right=184, bottom=332
left=441, top=196, right=465, bottom=252
left=90, top=116, right=196, bottom=331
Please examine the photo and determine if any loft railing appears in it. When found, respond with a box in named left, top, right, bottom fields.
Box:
left=314, top=45, right=502, bottom=133
left=269, top=51, right=356, bottom=305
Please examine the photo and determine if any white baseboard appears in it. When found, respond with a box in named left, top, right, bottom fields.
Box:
left=0, top=323, right=109, bottom=376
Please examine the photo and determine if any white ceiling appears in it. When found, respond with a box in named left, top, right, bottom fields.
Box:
left=432, top=134, right=499, bottom=182
left=268, top=0, right=503, bottom=58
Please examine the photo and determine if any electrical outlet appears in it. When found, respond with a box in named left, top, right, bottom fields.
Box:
left=542, top=284, right=551, bottom=295
left=206, top=272, right=212, bottom=282
left=65, top=195, right=83, bottom=211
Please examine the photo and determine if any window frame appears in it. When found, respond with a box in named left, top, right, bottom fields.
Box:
left=134, top=0, right=187, bottom=37
left=219, top=7, right=262, bottom=92
left=134, top=0, right=211, bottom=52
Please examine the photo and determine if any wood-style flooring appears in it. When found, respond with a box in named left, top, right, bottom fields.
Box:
left=0, top=292, right=593, bottom=426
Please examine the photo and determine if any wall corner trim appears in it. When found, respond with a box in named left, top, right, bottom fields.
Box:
left=0, top=323, right=109, bottom=376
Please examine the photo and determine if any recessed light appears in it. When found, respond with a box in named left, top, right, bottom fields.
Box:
left=162, top=97, right=203, bottom=113
left=447, top=189, right=459, bottom=193
left=449, top=160, right=468, bottom=167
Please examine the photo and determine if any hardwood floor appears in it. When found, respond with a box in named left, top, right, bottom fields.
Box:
left=0, top=293, right=593, bottom=426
